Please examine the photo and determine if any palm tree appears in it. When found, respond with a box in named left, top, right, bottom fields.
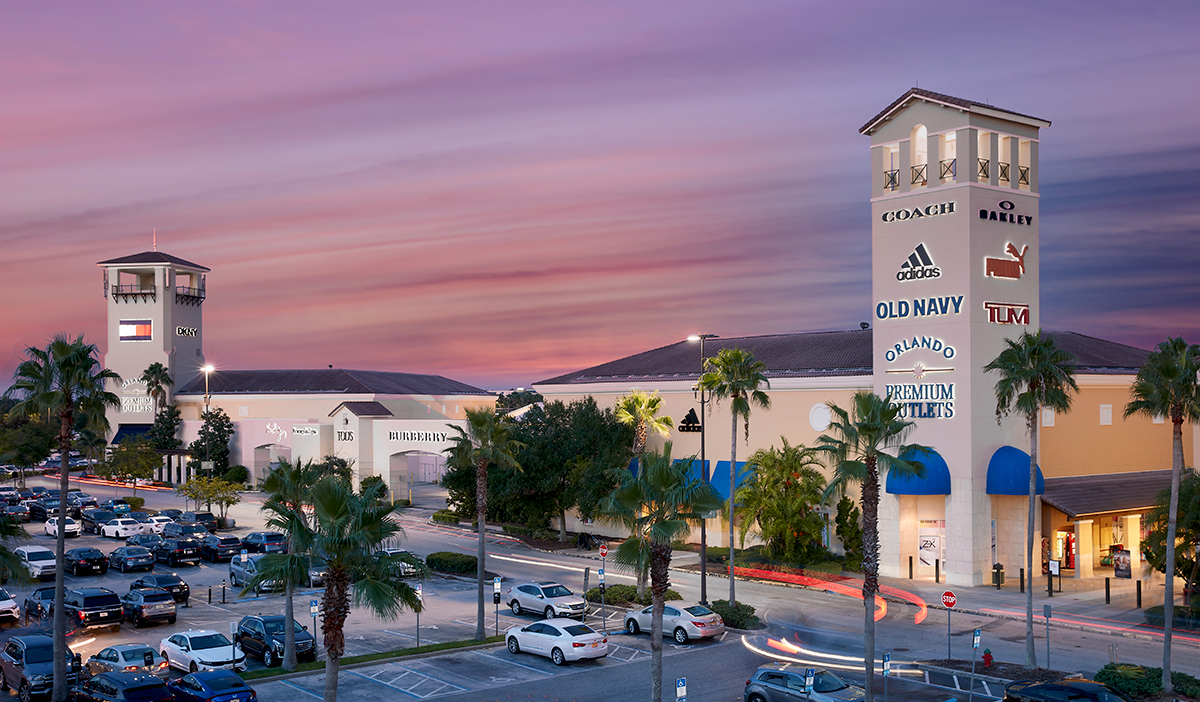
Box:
left=4, top=334, right=120, bottom=702
left=984, top=330, right=1077, bottom=669
left=140, top=362, right=174, bottom=417
left=255, top=457, right=321, bottom=671
left=738, top=438, right=827, bottom=563
left=614, top=390, right=673, bottom=596
left=817, top=391, right=927, bottom=702
left=698, top=347, right=770, bottom=605
left=1123, top=336, right=1200, bottom=692
left=445, top=406, right=523, bottom=640
left=599, top=442, right=723, bottom=702
left=74, top=425, right=108, bottom=476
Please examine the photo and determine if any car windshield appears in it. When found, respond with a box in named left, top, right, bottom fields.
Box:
left=91, top=511, right=115, bottom=520
left=125, top=547, right=150, bottom=556
left=110, top=500, right=128, bottom=506
left=189, top=633, right=231, bottom=649
left=812, top=671, right=849, bottom=693
left=541, top=585, right=573, bottom=598
left=24, top=645, right=54, bottom=664
left=27, top=551, right=54, bottom=562
left=125, top=681, right=167, bottom=696
left=263, top=619, right=305, bottom=635
left=0, top=589, right=10, bottom=600
left=203, top=672, right=247, bottom=691
left=121, top=647, right=155, bottom=662
left=563, top=624, right=596, bottom=636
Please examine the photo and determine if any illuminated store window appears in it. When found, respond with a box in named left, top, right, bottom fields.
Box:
left=1099, top=404, right=1113, bottom=426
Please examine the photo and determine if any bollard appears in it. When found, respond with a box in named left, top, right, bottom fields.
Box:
left=909, top=556, right=913, bottom=580
left=1105, top=577, right=1110, bottom=604
left=1047, top=571, right=1053, bottom=597
left=1136, top=580, right=1142, bottom=609
left=222, top=580, right=226, bottom=604
left=1019, top=568, right=1025, bottom=594
left=935, top=559, right=940, bottom=584
left=208, top=587, right=212, bottom=605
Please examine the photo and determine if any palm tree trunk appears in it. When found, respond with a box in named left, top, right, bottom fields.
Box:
left=1162, top=418, right=1183, bottom=692
left=283, top=581, right=298, bottom=671
left=475, top=457, right=488, bottom=641
left=321, top=568, right=350, bottom=702
left=861, top=458, right=880, bottom=702
left=729, top=411, right=738, bottom=605
left=324, top=653, right=340, bottom=702
left=635, top=455, right=648, bottom=599
left=52, top=411, right=72, bottom=702
left=649, top=542, right=671, bottom=702
left=1026, top=414, right=1038, bottom=668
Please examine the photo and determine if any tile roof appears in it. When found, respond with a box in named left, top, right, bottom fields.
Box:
left=1042, top=470, right=1171, bottom=519
left=536, top=329, right=1148, bottom=386
left=176, top=369, right=490, bottom=396
left=96, top=251, right=210, bottom=271
left=859, top=87, right=1050, bottom=135
left=329, top=401, right=394, bottom=417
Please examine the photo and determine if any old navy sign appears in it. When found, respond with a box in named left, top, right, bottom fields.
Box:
left=979, top=200, right=1033, bottom=226
left=885, top=336, right=956, bottom=362
left=389, top=431, right=449, bottom=443
left=984, top=301, right=1030, bottom=325
left=876, top=295, right=963, bottom=320
left=885, top=383, right=955, bottom=419
left=881, top=201, right=956, bottom=223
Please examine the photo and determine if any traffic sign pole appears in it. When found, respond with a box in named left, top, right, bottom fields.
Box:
left=942, top=591, right=956, bottom=661
left=310, top=599, right=318, bottom=642
left=599, top=549, right=607, bottom=634
left=494, top=577, right=502, bottom=636
left=415, top=584, right=423, bottom=648
left=676, top=676, right=687, bottom=702
left=969, top=629, right=981, bottom=702
left=883, top=653, right=890, bottom=702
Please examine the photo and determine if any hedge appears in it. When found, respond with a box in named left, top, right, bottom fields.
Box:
left=585, top=584, right=681, bottom=606
left=426, top=551, right=477, bottom=575
left=1095, top=664, right=1200, bottom=700
left=1143, top=604, right=1200, bottom=631
left=432, top=510, right=460, bottom=525
left=708, top=599, right=761, bottom=630
left=125, top=496, right=146, bottom=511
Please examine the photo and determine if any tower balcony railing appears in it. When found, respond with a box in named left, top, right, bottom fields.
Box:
left=1018, top=165, right=1030, bottom=186
left=911, top=163, right=927, bottom=186
left=883, top=169, right=898, bottom=192
left=939, top=158, right=956, bottom=180
left=978, top=158, right=990, bottom=180
left=998, top=162, right=1011, bottom=183
left=175, top=285, right=206, bottom=306
left=111, top=285, right=156, bottom=302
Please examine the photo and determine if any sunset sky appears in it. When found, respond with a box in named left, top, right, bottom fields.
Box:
left=3, top=2, right=1198, bottom=391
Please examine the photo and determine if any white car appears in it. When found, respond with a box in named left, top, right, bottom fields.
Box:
left=145, top=516, right=174, bottom=534
left=0, top=587, right=20, bottom=624
left=101, top=518, right=145, bottom=538
left=506, top=581, right=587, bottom=619
left=45, top=517, right=82, bottom=538
left=623, top=602, right=726, bottom=643
left=159, top=630, right=247, bottom=672
left=15, top=545, right=56, bottom=580
left=505, top=619, right=607, bottom=666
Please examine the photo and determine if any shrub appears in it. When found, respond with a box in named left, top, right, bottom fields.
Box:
left=584, top=584, right=681, bottom=606
left=709, top=599, right=761, bottom=630
left=223, top=465, right=250, bottom=484
left=1095, top=664, right=1200, bottom=700
left=392, top=498, right=411, bottom=507
left=426, top=551, right=477, bottom=575
left=1144, top=604, right=1200, bottom=630
left=124, top=496, right=146, bottom=511
left=432, top=510, right=460, bottom=525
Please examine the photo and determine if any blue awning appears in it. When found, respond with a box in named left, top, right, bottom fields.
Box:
left=986, top=446, right=1044, bottom=495
left=112, top=424, right=153, bottom=445
left=886, top=448, right=951, bottom=495
left=709, top=460, right=749, bottom=500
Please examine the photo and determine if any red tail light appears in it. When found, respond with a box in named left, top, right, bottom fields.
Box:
left=124, top=666, right=138, bottom=671
left=572, top=642, right=585, bottom=648
left=78, top=611, right=85, bottom=620
left=602, top=638, right=608, bottom=643
left=158, top=662, right=168, bottom=669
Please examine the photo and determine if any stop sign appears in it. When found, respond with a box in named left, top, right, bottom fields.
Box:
left=942, top=590, right=957, bottom=608
left=599, top=544, right=608, bottom=557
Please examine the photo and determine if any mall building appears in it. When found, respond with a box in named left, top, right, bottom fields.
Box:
left=535, top=89, right=1197, bottom=587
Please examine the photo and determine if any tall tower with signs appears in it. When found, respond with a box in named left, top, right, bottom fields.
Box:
left=860, top=89, right=1048, bottom=586
left=97, top=252, right=208, bottom=439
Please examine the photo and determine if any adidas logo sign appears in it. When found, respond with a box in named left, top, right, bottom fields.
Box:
left=897, top=243, right=941, bottom=281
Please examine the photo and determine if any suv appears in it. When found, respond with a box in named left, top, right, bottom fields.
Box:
left=67, top=493, right=98, bottom=517
left=236, top=614, right=317, bottom=667
left=199, top=535, right=242, bottom=563
left=101, top=499, right=131, bottom=515
left=152, top=537, right=200, bottom=567
left=120, top=588, right=178, bottom=627
left=179, top=511, right=218, bottom=533
left=228, top=554, right=280, bottom=594
left=15, top=546, right=56, bottom=581
left=744, top=663, right=864, bottom=702
left=0, top=634, right=80, bottom=700
left=505, top=581, right=587, bottom=619
left=131, top=574, right=190, bottom=605
left=1004, top=679, right=1133, bottom=702
left=28, top=498, right=61, bottom=522
left=60, top=588, right=124, bottom=633
left=161, top=522, right=209, bottom=539
left=81, top=509, right=116, bottom=534
left=241, top=532, right=287, bottom=553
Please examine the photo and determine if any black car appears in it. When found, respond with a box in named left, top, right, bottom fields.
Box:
left=108, top=546, right=155, bottom=573
left=29, top=487, right=46, bottom=497
left=161, top=522, right=209, bottom=539
left=0, top=634, right=80, bottom=700
left=64, top=547, right=108, bottom=576
left=60, top=588, right=124, bottom=633
left=22, top=586, right=55, bottom=625
left=199, top=535, right=242, bottom=563
left=16, top=491, right=35, bottom=503
left=28, top=498, right=61, bottom=522
left=156, top=509, right=183, bottom=521
left=236, top=614, right=317, bottom=667
left=152, top=537, right=201, bottom=567
left=70, top=671, right=173, bottom=702
left=126, top=533, right=163, bottom=550
left=180, top=511, right=218, bottom=533
left=68, top=494, right=99, bottom=518
left=120, top=588, right=177, bottom=627
left=130, top=574, right=190, bottom=605
left=81, top=509, right=116, bottom=535
left=3, top=505, right=29, bottom=523
left=241, top=532, right=287, bottom=554
left=1005, top=679, right=1132, bottom=702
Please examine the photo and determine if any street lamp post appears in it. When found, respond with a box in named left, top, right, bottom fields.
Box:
left=688, top=334, right=718, bottom=605
left=202, top=365, right=214, bottom=479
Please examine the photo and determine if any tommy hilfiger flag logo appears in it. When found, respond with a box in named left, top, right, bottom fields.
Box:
left=119, top=320, right=153, bottom=341
left=897, top=243, right=941, bottom=281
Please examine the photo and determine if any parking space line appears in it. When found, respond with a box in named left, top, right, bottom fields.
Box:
left=472, top=650, right=555, bottom=676
left=383, top=629, right=440, bottom=645
left=389, top=663, right=467, bottom=693
left=279, top=680, right=323, bottom=699
left=347, top=669, right=421, bottom=698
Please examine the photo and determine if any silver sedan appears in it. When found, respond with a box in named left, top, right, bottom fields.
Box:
left=623, top=602, right=725, bottom=644
left=85, top=644, right=170, bottom=680
left=505, top=619, right=607, bottom=666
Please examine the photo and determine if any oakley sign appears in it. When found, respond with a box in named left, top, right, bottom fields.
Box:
left=979, top=200, right=1034, bottom=226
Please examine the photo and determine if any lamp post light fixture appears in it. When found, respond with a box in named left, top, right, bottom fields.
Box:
left=687, top=333, right=718, bottom=605
left=202, top=364, right=214, bottom=476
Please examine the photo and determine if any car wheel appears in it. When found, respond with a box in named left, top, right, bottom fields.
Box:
left=189, top=662, right=197, bottom=673
left=119, top=561, right=126, bottom=573
left=510, top=600, right=522, bottom=616
left=748, top=696, right=766, bottom=702
left=71, top=564, right=78, bottom=576
left=673, top=627, right=689, bottom=645
left=100, top=567, right=107, bottom=575
left=263, top=648, right=276, bottom=668
left=133, top=615, right=142, bottom=628
left=550, top=648, right=566, bottom=666
left=544, top=606, right=555, bottom=619
left=230, top=572, right=238, bottom=586
left=625, top=618, right=640, bottom=635
left=0, top=670, right=8, bottom=691
left=506, top=637, right=520, bottom=654
left=18, top=681, right=31, bottom=702
left=109, top=624, right=120, bottom=634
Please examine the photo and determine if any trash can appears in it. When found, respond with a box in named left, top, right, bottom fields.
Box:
left=992, top=563, right=1005, bottom=589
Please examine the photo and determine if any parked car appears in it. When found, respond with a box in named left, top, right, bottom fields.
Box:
left=179, top=511, right=218, bottom=533
left=504, top=619, right=607, bottom=665
left=81, top=509, right=116, bottom=534
left=45, top=516, right=82, bottom=538
left=623, top=602, right=725, bottom=644
left=3, top=505, right=29, bottom=523
left=65, top=547, right=108, bottom=576
left=22, top=587, right=54, bottom=624
left=1004, top=678, right=1133, bottom=702
left=240, top=532, right=287, bottom=554
left=157, top=509, right=183, bottom=521
left=101, top=518, right=146, bottom=538
left=144, top=516, right=174, bottom=534
left=16, top=490, right=35, bottom=503
left=158, top=630, right=246, bottom=673
left=59, top=587, right=124, bottom=633
left=161, top=523, right=209, bottom=540
left=108, top=546, right=156, bottom=573
left=744, top=664, right=865, bottom=702
left=84, top=644, right=169, bottom=680
left=228, top=554, right=280, bottom=594
left=127, top=533, right=163, bottom=550
left=69, top=671, right=173, bottom=702
left=303, top=556, right=327, bottom=588
left=152, top=537, right=201, bottom=567
left=373, top=548, right=419, bottom=579
left=131, top=574, right=190, bottom=605
left=166, top=670, right=257, bottom=702
left=236, top=615, right=316, bottom=667
left=101, top=499, right=131, bottom=515
left=121, top=588, right=178, bottom=627
left=29, top=487, right=46, bottom=497
left=15, top=546, right=56, bottom=581
left=28, top=498, right=61, bottom=522
left=0, top=588, right=20, bottom=626
left=0, top=634, right=80, bottom=701
left=506, top=581, right=587, bottom=619
left=199, top=535, right=242, bottom=563
left=128, top=512, right=154, bottom=529
left=0, top=488, right=18, bottom=506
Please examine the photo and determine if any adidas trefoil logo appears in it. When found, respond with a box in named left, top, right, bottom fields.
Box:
left=897, top=243, right=941, bottom=281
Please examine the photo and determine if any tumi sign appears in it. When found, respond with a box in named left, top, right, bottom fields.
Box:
left=984, top=301, right=1030, bottom=325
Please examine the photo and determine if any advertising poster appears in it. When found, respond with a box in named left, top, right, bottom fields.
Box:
left=918, top=519, right=944, bottom=567
left=1113, top=548, right=1132, bottom=579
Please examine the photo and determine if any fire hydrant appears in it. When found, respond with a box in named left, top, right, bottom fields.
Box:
left=982, top=648, right=993, bottom=667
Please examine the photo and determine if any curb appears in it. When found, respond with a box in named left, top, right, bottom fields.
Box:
left=241, top=640, right=507, bottom=685
left=914, top=663, right=1083, bottom=686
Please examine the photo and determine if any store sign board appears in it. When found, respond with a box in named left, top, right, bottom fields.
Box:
left=292, top=426, right=319, bottom=436
left=876, top=295, right=964, bottom=320
left=884, top=336, right=955, bottom=362
left=984, top=301, right=1030, bottom=325
left=984, top=243, right=1028, bottom=280
left=884, top=383, right=954, bottom=419
left=880, top=201, right=957, bottom=223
